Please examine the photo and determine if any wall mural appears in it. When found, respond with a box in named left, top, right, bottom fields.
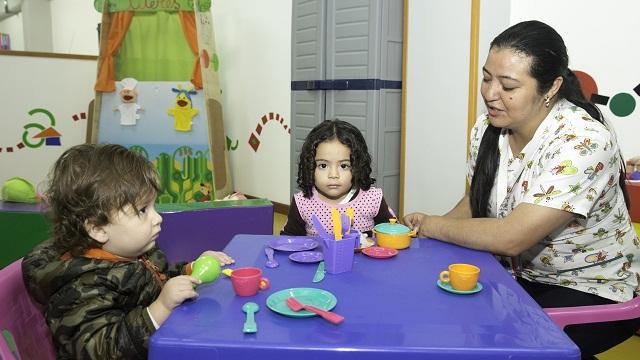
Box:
left=248, top=112, right=290, bottom=152
left=96, top=80, right=216, bottom=203
left=575, top=70, right=639, bottom=117
left=129, top=144, right=214, bottom=204
left=0, top=108, right=85, bottom=153
left=92, top=2, right=234, bottom=200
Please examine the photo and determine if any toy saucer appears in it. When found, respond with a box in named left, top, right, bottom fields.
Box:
left=268, top=237, right=319, bottom=252
left=437, top=280, right=483, bottom=295
left=361, top=246, right=398, bottom=259
left=289, top=251, right=323, bottom=263
left=354, top=237, right=376, bottom=252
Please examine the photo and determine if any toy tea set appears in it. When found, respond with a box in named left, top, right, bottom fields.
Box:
left=189, top=208, right=481, bottom=334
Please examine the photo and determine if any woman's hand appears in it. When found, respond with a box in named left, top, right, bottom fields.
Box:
left=402, top=212, right=428, bottom=237
left=199, top=250, right=235, bottom=266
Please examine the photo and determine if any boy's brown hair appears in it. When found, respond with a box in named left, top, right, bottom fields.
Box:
left=47, top=144, right=160, bottom=256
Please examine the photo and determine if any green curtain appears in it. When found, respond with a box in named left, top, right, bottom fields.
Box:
left=115, top=11, right=194, bottom=81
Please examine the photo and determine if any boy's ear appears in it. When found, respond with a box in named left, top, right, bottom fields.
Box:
left=84, top=220, right=109, bottom=244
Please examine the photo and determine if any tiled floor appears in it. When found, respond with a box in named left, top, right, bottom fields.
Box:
left=598, top=335, right=639, bottom=360
left=272, top=212, right=639, bottom=358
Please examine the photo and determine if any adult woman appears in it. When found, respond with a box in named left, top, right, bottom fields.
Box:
left=404, top=21, right=640, bottom=358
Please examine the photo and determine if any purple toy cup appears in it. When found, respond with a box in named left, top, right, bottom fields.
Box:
left=322, top=232, right=359, bottom=274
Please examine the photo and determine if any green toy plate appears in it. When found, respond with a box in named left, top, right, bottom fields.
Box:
left=266, top=288, right=337, bottom=317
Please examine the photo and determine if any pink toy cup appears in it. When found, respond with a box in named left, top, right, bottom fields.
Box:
left=230, top=267, right=270, bottom=296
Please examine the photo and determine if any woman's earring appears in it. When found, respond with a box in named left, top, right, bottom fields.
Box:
left=544, top=96, right=551, bottom=108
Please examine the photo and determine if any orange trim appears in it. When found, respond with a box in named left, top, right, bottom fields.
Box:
left=178, top=11, right=203, bottom=89
left=95, top=11, right=134, bottom=92
left=83, top=248, right=132, bottom=262
left=467, top=0, right=480, bottom=142
left=139, top=257, right=168, bottom=284
left=399, top=0, right=408, bottom=217
left=81, top=248, right=167, bottom=285
left=465, top=0, right=481, bottom=194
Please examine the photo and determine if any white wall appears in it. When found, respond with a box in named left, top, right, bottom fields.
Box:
left=20, top=0, right=52, bottom=52
left=0, top=55, right=94, bottom=190
left=475, top=0, right=510, bottom=118
left=510, top=0, right=640, bottom=159
left=213, top=0, right=292, bottom=204
left=0, top=13, right=24, bottom=50
left=0, top=0, right=99, bottom=55
left=50, top=0, right=100, bottom=55
left=404, top=0, right=472, bottom=215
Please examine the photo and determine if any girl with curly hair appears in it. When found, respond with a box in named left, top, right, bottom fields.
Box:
left=281, top=119, right=395, bottom=240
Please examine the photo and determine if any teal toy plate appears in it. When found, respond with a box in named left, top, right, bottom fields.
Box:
left=437, top=280, right=483, bottom=295
left=266, top=288, right=337, bottom=317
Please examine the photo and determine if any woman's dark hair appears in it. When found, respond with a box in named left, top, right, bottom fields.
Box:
left=47, top=144, right=161, bottom=255
left=470, top=20, right=628, bottom=217
left=297, top=119, right=374, bottom=198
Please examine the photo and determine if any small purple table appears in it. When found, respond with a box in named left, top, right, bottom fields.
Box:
left=149, top=235, right=580, bottom=359
left=154, top=199, right=273, bottom=262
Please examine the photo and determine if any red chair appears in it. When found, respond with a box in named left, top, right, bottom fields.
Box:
left=0, top=259, right=56, bottom=360
left=544, top=296, right=640, bottom=329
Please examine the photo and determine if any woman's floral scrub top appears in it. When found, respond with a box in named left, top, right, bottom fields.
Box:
left=468, top=99, right=639, bottom=302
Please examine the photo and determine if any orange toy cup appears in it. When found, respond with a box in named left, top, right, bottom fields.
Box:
left=439, top=264, right=480, bottom=291
left=230, top=267, right=270, bottom=296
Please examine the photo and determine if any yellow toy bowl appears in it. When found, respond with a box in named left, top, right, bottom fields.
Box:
left=372, top=219, right=416, bottom=250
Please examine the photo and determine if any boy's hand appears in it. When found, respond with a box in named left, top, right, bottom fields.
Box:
left=158, top=275, right=200, bottom=310
left=148, top=275, right=200, bottom=327
left=199, top=250, right=235, bottom=266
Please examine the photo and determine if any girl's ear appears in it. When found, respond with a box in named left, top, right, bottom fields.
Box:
left=84, top=220, right=109, bottom=244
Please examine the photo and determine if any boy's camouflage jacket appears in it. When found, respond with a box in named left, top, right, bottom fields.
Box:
left=22, top=240, right=187, bottom=359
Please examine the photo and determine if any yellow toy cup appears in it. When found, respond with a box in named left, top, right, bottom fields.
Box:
left=439, top=264, right=480, bottom=291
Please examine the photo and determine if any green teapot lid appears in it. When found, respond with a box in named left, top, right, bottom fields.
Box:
left=374, top=218, right=411, bottom=234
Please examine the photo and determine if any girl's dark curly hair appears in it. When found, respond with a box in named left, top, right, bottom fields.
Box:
left=47, top=144, right=161, bottom=256
left=297, top=119, right=375, bottom=198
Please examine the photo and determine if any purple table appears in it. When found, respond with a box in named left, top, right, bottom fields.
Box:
left=154, top=199, right=273, bottom=262
left=149, top=235, right=580, bottom=359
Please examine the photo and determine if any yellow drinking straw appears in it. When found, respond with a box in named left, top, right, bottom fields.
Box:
left=331, top=208, right=342, bottom=240
left=345, top=208, right=354, bottom=234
